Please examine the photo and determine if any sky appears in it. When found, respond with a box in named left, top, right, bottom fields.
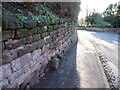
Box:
left=78, top=0, right=120, bottom=19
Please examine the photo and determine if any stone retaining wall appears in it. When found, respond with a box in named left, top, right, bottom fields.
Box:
left=78, top=27, right=120, bottom=33
left=1, top=18, right=77, bottom=89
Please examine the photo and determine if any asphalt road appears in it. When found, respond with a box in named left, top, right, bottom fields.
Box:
left=77, top=30, right=119, bottom=88
left=32, top=30, right=119, bottom=88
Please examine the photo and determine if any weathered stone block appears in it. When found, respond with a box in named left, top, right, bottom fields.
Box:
left=33, top=34, right=40, bottom=42
left=31, top=63, right=40, bottom=73
left=32, top=49, right=41, bottom=60
left=49, top=43, right=54, bottom=50
left=20, top=72, right=34, bottom=88
left=15, top=29, right=28, bottom=38
left=37, top=21, right=45, bottom=27
left=37, top=27, right=44, bottom=34
left=2, top=63, right=12, bottom=79
left=0, top=79, right=9, bottom=89
left=29, top=60, right=36, bottom=68
left=52, top=35, right=57, bottom=41
left=8, top=71, right=19, bottom=85
left=37, top=39, right=44, bottom=49
left=31, top=42, right=38, bottom=51
left=37, top=49, right=42, bottom=57
left=26, top=36, right=33, bottom=44
left=24, top=20, right=37, bottom=29
left=41, top=44, right=49, bottom=54
left=11, top=59, right=22, bottom=72
left=40, top=59, right=48, bottom=71
left=42, top=33, right=49, bottom=38
left=2, top=16, right=23, bottom=29
left=17, top=74, right=26, bottom=86
left=19, top=53, right=32, bottom=67
left=10, top=49, right=18, bottom=60
left=27, top=29, right=34, bottom=36
left=36, top=55, right=43, bottom=62
left=46, top=36, right=52, bottom=45
left=20, top=38, right=26, bottom=45
left=7, top=82, right=18, bottom=88
left=2, top=30, right=14, bottom=41
left=25, top=44, right=33, bottom=53
left=4, top=39, right=12, bottom=50
left=5, top=40, right=20, bottom=50
left=22, top=64, right=31, bottom=74
left=17, top=46, right=25, bottom=57
left=2, top=51, right=13, bottom=64
left=50, top=31, right=54, bottom=36
left=32, top=50, right=38, bottom=60
left=43, top=26, right=48, bottom=32
left=32, top=28, right=38, bottom=34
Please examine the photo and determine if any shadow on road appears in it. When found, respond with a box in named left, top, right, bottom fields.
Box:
left=89, top=30, right=119, bottom=44
left=32, top=42, right=81, bottom=88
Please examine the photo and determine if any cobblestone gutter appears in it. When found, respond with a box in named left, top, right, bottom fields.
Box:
left=91, top=41, right=119, bottom=89
left=98, top=53, right=118, bottom=89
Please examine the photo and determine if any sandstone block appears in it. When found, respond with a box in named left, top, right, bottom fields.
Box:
left=15, top=29, right=28, bottom=38
left=24, top=20, right=37, bottom=29
left=20, top=38, right=26, bottom=45
left=33, top=34, right=40, bottom=42
left=31, top=49, right=42, bottom=60
left=26, top=36, right=33, bottom=44
left=2, top=63, right=12, bottom=79
left=19, top=53, right=32, bottom=67
left=0, top=79, right=9, bottom=89
left=20, top=72, right=34, bottom=88
left=5, top=40, right=20, bottom=50
left=11, top=59, right=22, bottom=72
left=29, top=60, right=36, bottom=68
left=22, top=64, right=31, bottom=74
left=2, top=16, right=23, bottom=29
left=30, top=42, right=38, bottom=51
left=36, top=55, right=43, bottom=63
left=41, top=44, right=49, bottom=54
left=37, top=39, right=44, bottom=49
left=2, top=51, right=13, bottom=65
left=46, top=36, right=52, bottom=45
left=8, top=71, right=19, bottom=85
left=17, top=74, right=26, bottom=86
left=2, top=30, right=14, bottom=41
left=17, top=46, right=25, bottom=57
left=31, top=63, right=40, bottom=73
left=37, top=27, right=44, bottom=34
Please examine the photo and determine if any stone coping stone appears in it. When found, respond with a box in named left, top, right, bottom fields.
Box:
left=2, top=15, right=23, bottom=30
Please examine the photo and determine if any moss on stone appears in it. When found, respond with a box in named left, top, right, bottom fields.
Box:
left=33, top=34, right=40, bottom=41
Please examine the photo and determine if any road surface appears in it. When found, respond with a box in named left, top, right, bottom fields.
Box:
left=32, top=30, right=119, bottom=88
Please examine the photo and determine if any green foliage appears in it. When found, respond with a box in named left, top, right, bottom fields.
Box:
left=85, top=12, right=104, bottom=25
left=103, top=3, right=120, bottom=28
left=15, top=14, right=28, bottom=20
left=78, top=25, right=111, bottom=28
left=86, top=25, right=111, bottom=28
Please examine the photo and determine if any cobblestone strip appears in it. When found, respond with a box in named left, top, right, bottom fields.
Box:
left=91, top=41, right=118, bottom=89
left=98, top=53, right=118, bottom=89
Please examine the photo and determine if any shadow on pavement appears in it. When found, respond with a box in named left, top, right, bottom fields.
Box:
left=32, top=42, right=81, bottom=88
